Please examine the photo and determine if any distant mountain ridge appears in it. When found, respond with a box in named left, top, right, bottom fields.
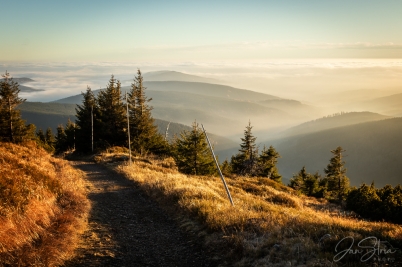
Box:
left=143, top=70, right=220, bottom=84
left=278, top=111, right=390, bottom=138
left=52, top=80, right=311, bottom=135
left=272, top=117, right=402, bottom=187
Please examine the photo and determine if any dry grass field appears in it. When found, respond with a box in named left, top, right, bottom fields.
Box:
left=109, top=155, right=402, bottom=267
left=0, top=142, right=90, bottom=266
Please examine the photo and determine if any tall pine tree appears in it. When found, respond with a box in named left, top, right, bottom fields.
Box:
left=128, top=69, right=166, bottom=155
left=75, top=86, right=101, bottom=153
left=324, top=146, right=350, bottom=202
left=97, top=75, right=127, bottom=148
left=258, top=145, right=282, bottom=182
left=231, top=121, right=259, bottom=176
left=0, top=71, right=35, bottom=143
left=173, top=121, right=215, bottom=175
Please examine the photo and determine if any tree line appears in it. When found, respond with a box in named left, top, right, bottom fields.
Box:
left=1, top=70, right=400, bottom=224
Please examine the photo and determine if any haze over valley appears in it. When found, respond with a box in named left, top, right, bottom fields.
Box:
left=8, top=66, right=401, bottom=187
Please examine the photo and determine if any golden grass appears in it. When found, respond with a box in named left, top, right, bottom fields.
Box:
left=113, top=156, right=402, bottom=266
left=0, top=142, right=90, bottom=266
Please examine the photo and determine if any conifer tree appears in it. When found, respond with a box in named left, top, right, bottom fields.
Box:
left=231, top=121, right=259, bottom=176
left=258, top=145, right=281, bottom=182
left=289, top=167, right=319, bottom=196
left=0, top=71, right=35, bottom=142
left=75, top=86, right=101, bottom=152
left=173, top=121, right=215, bottom=175
left=55, top=125, right=68, bottom=153
left=324, top=146, right=350, bottom=202
left=45, top=127, right=55, bottom=145
left=97, top=75, right=127, bottom=148
left=128, top=69, right=166, bottom=155
left=64, top=118, right=76, bottom=150
left=36, top=128, right=46, bottom=143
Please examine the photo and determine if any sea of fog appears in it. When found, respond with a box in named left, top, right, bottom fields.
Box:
left=1, top=59, right=402, bottom=104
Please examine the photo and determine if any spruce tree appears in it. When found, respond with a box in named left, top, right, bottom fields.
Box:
left=231, top=121, right=258, bottom=176
left=324, top=146, right=350, bottom=202
left=55, top=125, right=68, bottom=153
left=289, top=167, right=319, bottom=196
left=64, top=118, right=76, bottom=150
left=258, top=145, right=282, bottom=182
left=173, top=121, right=215, bottom=175
left=128, top=69, right=166, bottom=155
left=0, top=71, right=34, bottom=143
left=75, top=86, right=101, bottom=153
left=97, top=75, right=127, bottom=148
left=36, top=128, right=46, bottom=143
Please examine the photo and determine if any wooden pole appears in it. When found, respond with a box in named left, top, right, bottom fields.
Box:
left=91, top=105, right=94, bottom=153
left=126, top=92, right=132, bottom=165
left=201, top=124, right=234, bottom=206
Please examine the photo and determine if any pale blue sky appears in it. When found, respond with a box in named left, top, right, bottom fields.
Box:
left=1, top=1, right=402, bottom=61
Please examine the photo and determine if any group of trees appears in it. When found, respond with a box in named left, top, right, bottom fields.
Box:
left=289, top=147, right=350, bottom=202
left=228, top=121, right=282, bottom=182
left=56, top=70, right=167, bottom=156
left=171, top=120, right=282, bottom=182
left=0, top=72, right=36, bottom=143
left=346, top=183, right=402, bottom=224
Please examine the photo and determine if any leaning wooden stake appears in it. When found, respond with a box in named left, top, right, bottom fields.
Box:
left=201, top=124, right=234, bottom=206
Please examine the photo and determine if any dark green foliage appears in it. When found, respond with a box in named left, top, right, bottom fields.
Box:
left=231, top=122, right=282, bottom=181
left=97, top=75, right=127, bottom=148
left=55, top=125, right=68, bottom=153
left=65, top=119, right=76, bottom=150
left=220, top=159, right=232, bottom=176
left=258, top=145, right=281, bottom=182
left=54, top=120, right=76, bottom=154
left=289, top=168, right=321, bottom=197
left=346, top=183, right=402, bottom=224
left=36, top=127, right=56, bottom=153
left=128, top=70, right=167, bottom=155
left=173, top=121, right=215, bottom=175
left=324, top=146, right=350, bottom=202
left=231, top=121, right=259, bottom=176
left=75, top=86, right=101, bottom=153
left=0, top=72, right=35, bottom=143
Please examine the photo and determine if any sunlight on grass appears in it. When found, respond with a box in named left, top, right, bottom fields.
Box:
left=0, top=142, right=90, bottom=266
left=113, top=156, right=402, bottom=266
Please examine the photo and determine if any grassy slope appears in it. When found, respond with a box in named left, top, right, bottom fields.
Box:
left=110, top=156, right=401, bottom=266
left=0, top=142, right=90, bottom=266
left=273, top=117, right=402, bottom=187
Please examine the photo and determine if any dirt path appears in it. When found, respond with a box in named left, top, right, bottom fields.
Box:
left=64, top=161, right=218, bottom=267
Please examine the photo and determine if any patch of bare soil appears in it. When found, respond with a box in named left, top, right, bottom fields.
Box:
left=63, top=161, right=219, bottom=267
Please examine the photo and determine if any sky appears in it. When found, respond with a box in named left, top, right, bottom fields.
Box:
left=1, top=1, right=402, bottom=102
left=1, top=0, right=402, bottom=62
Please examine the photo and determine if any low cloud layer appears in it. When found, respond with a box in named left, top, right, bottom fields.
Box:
left=2, top=59, right=402, bottom=103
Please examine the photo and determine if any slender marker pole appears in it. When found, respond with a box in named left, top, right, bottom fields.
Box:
left=126, top=92, right=132, bottom=165
left=91, top=105, right=94, bottom=153
left=201, top=124, right=234, bottom=206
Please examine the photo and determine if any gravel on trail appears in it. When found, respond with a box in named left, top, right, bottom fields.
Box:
left=63, top=161, right=219, bottom=267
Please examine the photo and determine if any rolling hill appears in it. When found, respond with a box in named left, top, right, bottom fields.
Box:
left=277, top=111, right=390, bottom=138
left=270, top=117, right=402, bottom=187
left=357, top=93, right=402, bottom=116
left=142, top=70, right=220, bottom=84
left=52, top=81, right=319, bottom=135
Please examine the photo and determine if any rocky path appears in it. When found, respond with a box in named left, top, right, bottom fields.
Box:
left=64, top=161, right=218, bottom=267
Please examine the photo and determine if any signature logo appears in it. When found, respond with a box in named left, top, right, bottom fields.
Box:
left=334, top=236, right=399, bottom=263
